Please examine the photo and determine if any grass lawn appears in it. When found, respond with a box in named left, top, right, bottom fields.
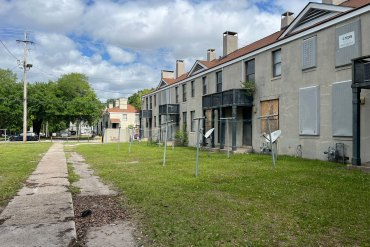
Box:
left=74, top=142, right=370, bottom=246
left=0, top=142, right=52, bottom=207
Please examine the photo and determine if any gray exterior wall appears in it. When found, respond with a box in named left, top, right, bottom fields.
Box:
left=141, top=8, right=370, bottom=163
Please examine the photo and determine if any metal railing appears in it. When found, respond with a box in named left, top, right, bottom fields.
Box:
left=202, top=89, right=253, bottom=108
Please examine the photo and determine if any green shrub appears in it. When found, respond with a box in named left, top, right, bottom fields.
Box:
left=175, top=129, right=188, bottom=146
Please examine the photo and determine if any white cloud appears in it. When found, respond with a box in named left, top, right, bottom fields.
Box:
left=106, top=45, right=136, bottom=64
left=0, top=0, right=317, bottom=101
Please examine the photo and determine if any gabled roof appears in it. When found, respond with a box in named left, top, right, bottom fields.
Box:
left=279, top=2, right=353, bottom=39
left=156, top=77, right=177, bottom=90
left=188, top=61, right=209, bottom=77
left=107, top=104, right=139, bottom=113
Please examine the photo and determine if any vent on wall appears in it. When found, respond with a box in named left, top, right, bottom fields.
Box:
left=193, top=63, right=204, bottom=74
left=297, top=8, right=331, bottom=28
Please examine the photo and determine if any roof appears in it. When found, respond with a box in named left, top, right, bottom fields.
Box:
left=146, top=0, right=370, bottom=95
left=110, top=118, right=121, bottom=123
left=107, top=104, right=139, bottom=113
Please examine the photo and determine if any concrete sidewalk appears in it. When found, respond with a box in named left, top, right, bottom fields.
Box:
left=0, top=143, right=76, bottom=247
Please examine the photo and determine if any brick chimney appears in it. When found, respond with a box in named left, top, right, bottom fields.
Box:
left=322, top=0, right=347, bottom=5
left=176, top=60, right=185, bottom=78
left=223, top=31, right=238, bottom=56
left=161, top=70, right=174, bottom=79
left=207, top=49, right=216, bottom=61
left=281, top=11, right=294, bottom=30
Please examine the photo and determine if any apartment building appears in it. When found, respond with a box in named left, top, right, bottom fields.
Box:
left=141, top=0, right=370, bottom=163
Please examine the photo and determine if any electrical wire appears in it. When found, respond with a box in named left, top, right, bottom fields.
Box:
left=0, top=40, right=20, bottom=61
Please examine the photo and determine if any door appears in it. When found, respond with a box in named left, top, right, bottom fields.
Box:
left=243, top=107, right=252, bottom=146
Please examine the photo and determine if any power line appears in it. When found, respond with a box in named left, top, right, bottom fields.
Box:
left=0, top=40, right=20, bottom=61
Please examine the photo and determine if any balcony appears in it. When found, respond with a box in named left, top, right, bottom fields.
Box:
left=202, top=89, right=253, bottom=109
left=159, top=104, right=179, bottom=115
left=141, top=110, right=152, bottom=118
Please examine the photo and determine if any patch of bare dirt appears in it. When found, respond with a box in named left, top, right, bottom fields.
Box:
left=72, top=195, right=128, bottom=246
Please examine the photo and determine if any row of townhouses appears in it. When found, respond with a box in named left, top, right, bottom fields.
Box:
left=141, top=0, right=370, bottom=164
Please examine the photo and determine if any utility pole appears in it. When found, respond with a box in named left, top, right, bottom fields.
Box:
left=17, top=32, right=33, bottom=143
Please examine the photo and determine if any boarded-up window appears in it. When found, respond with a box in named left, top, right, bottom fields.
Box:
left=260, top=99, right=279, bottom=133
left=332, top=81, right=352, bottom=136
left=299, top=86, right=320, bottom=135
left=302, top=36, right=317, bottom=70
left=335, top=20, right=361, bottom=67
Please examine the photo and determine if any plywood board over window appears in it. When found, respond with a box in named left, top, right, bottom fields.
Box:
left=299, top=85, right=320, bottom=135
left=332, top=81, right=352, bottom=136
left=260, top=99, right=279, bottom=133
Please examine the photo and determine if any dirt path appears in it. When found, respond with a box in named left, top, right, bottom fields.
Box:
left=67, top=152, right=137, bottom=247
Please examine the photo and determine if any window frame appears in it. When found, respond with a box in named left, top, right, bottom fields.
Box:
left=245, top=59, right=255, bottom=83
left=272, top=49, right=282, bottom=78
left=190, top=111, right=195, bottom=132
left=216, top=71, right=222, bottom=93
left=182, top=83, right=187, bottom=102
left=175, top=86, right=179, bottom=103
left=202, top=76, right=207, bottom=95
left=182, top=112, right=187, bottom=132
left=191, top=81, right=195, bottom=97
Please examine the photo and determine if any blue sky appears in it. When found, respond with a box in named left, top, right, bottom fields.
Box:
left=0, top=0, right=315, bottom=101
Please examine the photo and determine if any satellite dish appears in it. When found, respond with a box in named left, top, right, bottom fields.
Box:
left=264, top=130, right=281, bottom=143
left=204, top=128, right=214, bottom=139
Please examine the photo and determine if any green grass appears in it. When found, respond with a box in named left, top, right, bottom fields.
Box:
left=0, top=143, right=52, bottom=207
left=74, top=142, right=370, bottom=246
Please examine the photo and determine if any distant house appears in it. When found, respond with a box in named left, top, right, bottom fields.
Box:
left=97, top=98, right=139, bottom=143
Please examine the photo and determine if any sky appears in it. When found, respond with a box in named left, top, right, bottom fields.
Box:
left=0, top=0, right=318, bottom=102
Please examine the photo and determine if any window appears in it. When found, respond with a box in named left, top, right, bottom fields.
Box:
left=182, top=112, right=187, bottom=131
left=154, top=95, right=156, bottom=107
left=245, top=59, right=255, bottom=83
left=332, top=81, right=352, bottom=136
left=145, top=97, right=148, bottom=110
left=202, top=76, right=207, bottom=95
left=182, top=83, right=187, bottom=102
left=216, top=71, right=222, bottom=92
left=302, top=36, right=317, bottom=70
left=299, top=86, right=320, bottom=135
left=335, top=20, right=361, bottom=67
left=175, top=87, right=179, bottom=103
left=154, top=116, right=157, bottom=128
left=191, top=81, right=195, bottom=97
left=122, top=114, right=127, bottom=121
left=191, top=111, right=195, bottom=132
left=149, top=96, right=152, bottom=109
left=260, top=99, right=279, bottom=133
left=272, top=49, right=281, bottom=77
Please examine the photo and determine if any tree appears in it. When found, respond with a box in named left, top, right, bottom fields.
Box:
left=28, top=73, right=103, bottom=135
left=51, top=73, right=103, bottom=133
left=128, top=88, right=153, bottom=110
left=0, top=69, right=23, bottom=132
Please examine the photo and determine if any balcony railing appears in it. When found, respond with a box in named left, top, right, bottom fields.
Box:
left=159, top=104, right=179, bottom=115
left=202, top=89, right=253, bottom=109
left=141, top=110, right=152, bottom=118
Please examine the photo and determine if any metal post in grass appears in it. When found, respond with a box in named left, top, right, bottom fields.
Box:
left=118, top=126, right=121, bottom=153
left=258, top=114, right=278, bottom=167
left=162, top=119, right=173, bottom=166
left=220, top=117, right=235, bottom=159
left=129, top=127, right=134, bottom=153
left=194, top=117, right=205, bottom=177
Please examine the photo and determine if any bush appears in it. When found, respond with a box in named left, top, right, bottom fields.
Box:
left=175, top=129, right=188, bottom=146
